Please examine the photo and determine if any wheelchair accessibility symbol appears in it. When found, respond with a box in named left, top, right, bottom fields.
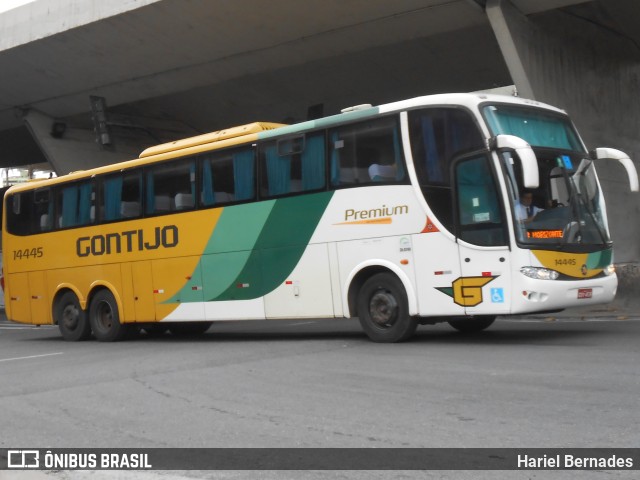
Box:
left=491, top=288, right=504, bottom=303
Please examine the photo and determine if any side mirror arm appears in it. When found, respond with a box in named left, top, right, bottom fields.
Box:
left=591, top=148, right=639, bottom=192
left=491, top=135, right=539, bottom=189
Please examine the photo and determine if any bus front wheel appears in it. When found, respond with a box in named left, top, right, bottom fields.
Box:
left=357, top=273, right=417, bottom=343
left=55, top=291, right=91, bottom=341
left=89, top=290, right=128, bottom=342
left=448, top=316, right=496, bottom=333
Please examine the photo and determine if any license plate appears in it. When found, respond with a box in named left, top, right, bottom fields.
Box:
left=577, top=288, right=593, bottom=299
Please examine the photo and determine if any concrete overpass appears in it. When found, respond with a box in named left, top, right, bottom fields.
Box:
left=0, top=0, right=639, bottom=279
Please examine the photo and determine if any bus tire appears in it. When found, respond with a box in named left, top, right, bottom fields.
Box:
left=168, top=322, right=213, bottom=336
left=448, top=316, right=496, bottom=333
left=357, top=272, right=417, bottom=343
left=55, top=291, right=91, bottom=341
left=89, top=290, right=128, bottom=342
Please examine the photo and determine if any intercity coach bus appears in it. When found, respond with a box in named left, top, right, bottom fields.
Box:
left=2, top=93, right=638, bottom=342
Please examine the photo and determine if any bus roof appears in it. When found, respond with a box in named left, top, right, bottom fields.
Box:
left=139, top=122, right=286, bottom=158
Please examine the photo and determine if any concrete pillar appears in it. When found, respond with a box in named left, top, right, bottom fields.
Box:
left=485, top=0, right=535, bottom=99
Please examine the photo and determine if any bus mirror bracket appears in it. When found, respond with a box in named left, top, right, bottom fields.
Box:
left=591, top=148, right=639, bottom=192
left=492, top=134, right=539, bottom=189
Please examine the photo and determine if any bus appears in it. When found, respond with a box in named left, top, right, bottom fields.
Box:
left=2, top=93, right=638, bottom=342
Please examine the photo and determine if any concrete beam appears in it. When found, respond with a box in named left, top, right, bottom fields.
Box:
left=0, top=0, right=160, bottom=51
left=22, top=108, right=199, bottom=174
left=23, top=110, right=133, bottom=174
left=0, top=0, right=488, bottom=131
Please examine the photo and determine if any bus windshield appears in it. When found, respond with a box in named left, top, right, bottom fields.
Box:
left=508, top=155, right=611, bottom=247
left=483, top=104, right=583, bottom=152
left=483, top=105, right=610, bottom=248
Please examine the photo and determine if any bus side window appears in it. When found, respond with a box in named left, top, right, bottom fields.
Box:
left=232, top=148, right=255, bottom=202
left=55, top=182, right=94, bottom=228
left=260, top=140, right=291, bottom=196
left=201, top=147, right=257, bottom=205
left=101, top=171, right=142, bottom=221
left=6, top=193, right=23, bottom=235
left=329, top=116, right=404, bottom=188
left=4, top=189, right=49, bottom=235
left=201, top=152, right=233, bottom=206
left=34, top=188, right=53, bottom=232
left=259, top=133, right=325, bottom=198
left=145, top=159, right=195, bottom=215
left=300, top=132, right=325, bottom=191
left=122, top=172, right=142, bottom=218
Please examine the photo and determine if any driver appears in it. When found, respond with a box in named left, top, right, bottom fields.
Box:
left=515, top=190, right=544, bottom=223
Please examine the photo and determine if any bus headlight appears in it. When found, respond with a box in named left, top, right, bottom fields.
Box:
left=603, top=264, right=616, bottom=276
left=520, top=266, right=560, bottom=280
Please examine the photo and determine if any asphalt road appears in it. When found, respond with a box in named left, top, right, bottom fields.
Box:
left=1, top=312, right=639, bottom=480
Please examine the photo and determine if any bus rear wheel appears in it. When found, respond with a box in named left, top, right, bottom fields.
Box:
left=89, top=290, right=128, bottom=342
left=55, top=291, right=91, bottom=341
left=448, top=316, right=496, bottom=333
left=357, top=273, right=417, bottom=343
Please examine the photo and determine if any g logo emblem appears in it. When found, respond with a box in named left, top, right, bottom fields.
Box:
left=436, top=276, right=498, bottom=307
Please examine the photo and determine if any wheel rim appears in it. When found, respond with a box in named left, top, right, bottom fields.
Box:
left=369, top=289, right=398, bottom=328
left=61, top=304, right=80, bottom=331
left=94, top=300, right=114, bottom=332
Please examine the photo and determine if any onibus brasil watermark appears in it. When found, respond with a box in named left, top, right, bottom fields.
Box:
left=2, top=448, right=638, bottom=470
left=7, top=450, right=151, bottom=470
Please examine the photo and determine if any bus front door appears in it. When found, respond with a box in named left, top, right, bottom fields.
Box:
left=454, top=153, right=512, bottom=315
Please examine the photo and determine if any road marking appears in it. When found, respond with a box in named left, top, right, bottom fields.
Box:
left=0, top=352, right=64, bottom=363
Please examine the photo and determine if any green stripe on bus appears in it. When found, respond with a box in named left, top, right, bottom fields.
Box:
left=212, top=191, right=334, bottom=301
left=205, top=201, right=275, bottom=254
left=164, top=202, right=275, bottom=303
left=586, top=249, right=613, bottom=269
left=165, top=192, right=334, bottom=304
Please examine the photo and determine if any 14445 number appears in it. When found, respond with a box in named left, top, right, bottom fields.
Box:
left=555, top=258, right=576, bottom=266
left=13, top=247, right=44, bottom=260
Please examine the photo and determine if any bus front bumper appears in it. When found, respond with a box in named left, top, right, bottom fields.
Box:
left=510, top=273, right=618, bottom=314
